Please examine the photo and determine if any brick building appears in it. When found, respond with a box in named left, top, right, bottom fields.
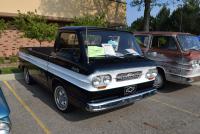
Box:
left=0, top=0, right=126, bottom=57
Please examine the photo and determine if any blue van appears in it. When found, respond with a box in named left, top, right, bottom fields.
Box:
left=0, top=87, right=11, bottom=134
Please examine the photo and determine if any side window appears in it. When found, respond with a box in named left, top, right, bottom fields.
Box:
left=151, top=36, right=177, bottom=50
left=60, top=32, right=79, bottom=46
left=56, top=32, right=80, bottom=62
left=135, top=35, right=149, bottom=48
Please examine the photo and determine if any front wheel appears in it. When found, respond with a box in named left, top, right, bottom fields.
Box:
left=24, top=68, right=32, bottom=85
left=54, top=85, right=72, bottom=112
left=154, top=72, right=165, bottom=89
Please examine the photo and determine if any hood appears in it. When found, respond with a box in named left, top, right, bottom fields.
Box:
left=183, top=50, right=200, bottom=60
left=88, top=56, right=156, bottom=73
left=0, top=88, right=10, bottom=119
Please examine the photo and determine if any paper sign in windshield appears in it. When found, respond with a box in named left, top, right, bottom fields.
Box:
left=102, top=44, right=116, bottom=56
left=88, top=46, right=105, bottom=57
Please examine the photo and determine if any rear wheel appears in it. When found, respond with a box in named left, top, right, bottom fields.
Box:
left=53, top=84, right=72, bottom=112
left=154, top=72, right=165, bottom=89
left=24, top=68, right=32, bottom=85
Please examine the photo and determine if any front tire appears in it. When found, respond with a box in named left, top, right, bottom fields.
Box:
left=53, top=84, right=72, bottom=112
left=154, top=72, right=165, bottom=89
left=24, top=68, right=32, bottom=85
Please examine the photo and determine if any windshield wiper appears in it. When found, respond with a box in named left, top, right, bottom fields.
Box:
left=123, top=52, right=141, bottom=57
left=93, top=54, right=124, bottom=59
left=105, top=54, right=124, bottom=59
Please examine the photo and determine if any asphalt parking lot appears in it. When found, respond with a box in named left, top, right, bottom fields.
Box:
left=1, top=80, right=200, bottom=134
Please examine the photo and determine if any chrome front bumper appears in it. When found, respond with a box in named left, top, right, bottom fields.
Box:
left=86, top=88, right=157, bottom=112
left=166, top=73, right=200, bottom=84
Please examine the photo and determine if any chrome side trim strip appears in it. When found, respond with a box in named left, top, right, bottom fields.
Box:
left=19, top=52, right=92, bottom=91
left=19, top=52, right=48, bottom=71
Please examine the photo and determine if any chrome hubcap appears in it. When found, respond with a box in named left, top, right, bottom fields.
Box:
left=154, top=73, right=163, bottom=88
left=24, top=69, right=30, bottom=83
left=54, top=86, right=68, bottom=111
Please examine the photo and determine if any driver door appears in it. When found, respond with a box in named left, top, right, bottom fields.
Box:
left=147, top=35, right=182, bottom=75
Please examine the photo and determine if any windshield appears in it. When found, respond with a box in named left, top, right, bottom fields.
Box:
left=177, top=34, right=200, bottom=51
left=82, top=30, right=142, bottom=60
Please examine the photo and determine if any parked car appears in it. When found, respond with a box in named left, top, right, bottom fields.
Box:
left=134, top=32, right=200, bottom=89
left=19, top=26, right=157, bottom=112
left=0, top=87, right=11, bottom=134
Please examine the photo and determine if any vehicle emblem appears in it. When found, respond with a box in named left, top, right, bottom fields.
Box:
left=124, top=85, right=137, bottom=95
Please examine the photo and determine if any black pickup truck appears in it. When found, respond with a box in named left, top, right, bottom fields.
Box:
left=19, top=26, right=157, bottom=112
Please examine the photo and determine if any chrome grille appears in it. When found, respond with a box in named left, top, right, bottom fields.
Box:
left=116, top=71, right=142, bottom=82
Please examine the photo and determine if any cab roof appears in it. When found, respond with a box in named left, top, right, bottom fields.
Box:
left=59, top=26, right=132, bottom=33
left=134, top=31, right=191, bottom=36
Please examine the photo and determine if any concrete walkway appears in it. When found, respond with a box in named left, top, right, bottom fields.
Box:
left=0, top=73, right=23, bottom=81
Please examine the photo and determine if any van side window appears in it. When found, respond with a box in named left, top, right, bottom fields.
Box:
left=56, top=32, right=80, bottom=62
left=135, top=35, right=149, bottom=48
left=151, top=36, right=177, bottom=50
left=60, top=32, right=79, bottom=46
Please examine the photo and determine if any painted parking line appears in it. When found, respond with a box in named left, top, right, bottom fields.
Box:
left=3, top=81, right=51, bottom=134
left=149, top=98, right=200, bottom=118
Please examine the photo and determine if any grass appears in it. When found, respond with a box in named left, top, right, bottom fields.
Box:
left=9, top=56, right=18, bottom=63
left=0, top=57, right=5, bottom=64
left=0, top=67, right=22, bottom=74
left=0, top=56, right=19, bottom=65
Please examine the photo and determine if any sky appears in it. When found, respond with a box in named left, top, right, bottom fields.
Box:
left=126, top=0, right=182, bottom=26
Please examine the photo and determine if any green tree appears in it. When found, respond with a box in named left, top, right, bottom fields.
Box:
left=14, top=11, right=58, bottom=46
left=130, top=17, right=144, bottom=31
left=131, top=0, right=200, bottom=34
left=72, top=13, right=108, bottom=27
left=130, top=16, right=155, bottom=31
left=153, top=6, right=171, bottom=31
left=0, top=19, right=7, bottom=37
left=130, top=0, right=181, bottom=31
left=169, top=0, right=200, bottom=34
left=183, top=0, right=200, bottom=6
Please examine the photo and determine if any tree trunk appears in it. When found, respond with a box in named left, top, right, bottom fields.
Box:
left=143, top=0, right=151, bottom=31
left=39, top=41, right=42, bottom=47
left=114, top=2, right=119, bottom=25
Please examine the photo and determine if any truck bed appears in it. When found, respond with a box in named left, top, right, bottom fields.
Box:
left=20, top=47, right=54, bottom=60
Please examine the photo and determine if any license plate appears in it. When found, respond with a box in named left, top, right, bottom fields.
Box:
left=124, top=85, right=137, bottom=96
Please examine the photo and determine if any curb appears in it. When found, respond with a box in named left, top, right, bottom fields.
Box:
left=0, top=73, right=23, bottom=81
left=191, top=82, right=200, bottom=86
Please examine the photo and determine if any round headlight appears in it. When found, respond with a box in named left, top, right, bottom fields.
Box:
left=92, top=76, right=101, bottom=87
left=191, top=60, right=200, bottom=68
left=103, top=75, right=112, bottom=84
left=92, top=75, right=112, bottom=88
left=146, top=69, right=157, bottom=80
left=0, top=122, right=10, bottom=133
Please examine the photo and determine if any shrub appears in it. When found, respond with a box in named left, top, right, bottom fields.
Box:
left=72, top=13, right=108, bottom=27
left=0, top=57, right=5, bottom=64
left=0, top=67, right=21, bottom=74
left=0, top=19, right=7, bottom=37
left=13, top=10, right=58, bottom=46
left=9, top=56, right=18, bottom=63
left=14, top=10, right=45, bottom=30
